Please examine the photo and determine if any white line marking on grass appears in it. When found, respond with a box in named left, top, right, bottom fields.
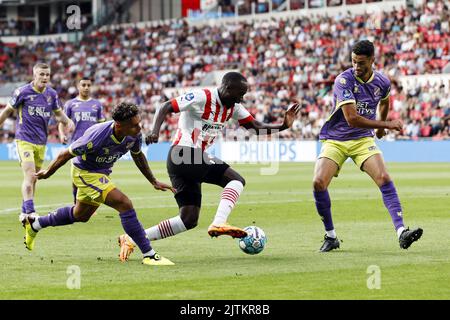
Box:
left=1, top=193, right=448, bottom=215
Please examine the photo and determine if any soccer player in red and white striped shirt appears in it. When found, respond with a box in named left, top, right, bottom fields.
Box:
left=118, top=72, right=300, bottom=261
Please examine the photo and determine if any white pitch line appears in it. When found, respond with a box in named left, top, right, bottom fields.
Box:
left=0, top=194, right=448, bottom=215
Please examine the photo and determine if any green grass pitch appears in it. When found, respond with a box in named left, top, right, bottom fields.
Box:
left=0, top=161, right=449, bottom=299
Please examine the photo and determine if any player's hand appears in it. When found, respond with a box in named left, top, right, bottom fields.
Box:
left=387, top=119, right=403, bottom=131
left=145, top=133, right=159, bottom=145
left=151, top=180, right=176, bottom=193
left=65, top=120, right=75, bottom=132
left=60, top=134, right=68, bottom=145
left=282, top=103, right=301, bottom=129
left=35, top=169, right=51, bottom=180
left=376, top=128, right=387, bottom=139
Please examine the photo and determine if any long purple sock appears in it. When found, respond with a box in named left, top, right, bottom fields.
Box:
left=23, top=199, right=35, bottom=214
left=38, top=206, right=75, bottom=228
left=21, top=201, right=26, bottom=214
left=314, top=190, right=334, bottom=231
left=120, top=209, right=152, bottom=255
left=380, top=181, right=404, bottom=231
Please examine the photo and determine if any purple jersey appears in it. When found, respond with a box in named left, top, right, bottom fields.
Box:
left=64, top=98, right=105, bottom=143
left=319, top=68, right=391, bottom=141
left=69, top=121, right=142, bottom=175
left=9, top=83, right=62, bottom=145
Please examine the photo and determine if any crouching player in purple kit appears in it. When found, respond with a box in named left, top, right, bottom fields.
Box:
left=313, top=40, right=423, bottom=252
left=25, top=102, right=175, bottom=265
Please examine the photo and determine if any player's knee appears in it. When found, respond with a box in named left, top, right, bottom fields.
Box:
left=184, top=219, right=198, bottom=230
left=313, top=177, right=327, bottom=191
left=181, top=214, right=198, bottom=230
left=119, top=197, right=133, bottom=212
left=229, top=177, right=245, bottom=187
left=180, top=206, right=199, bottom=230
left=378, top=172, right=391, bottom=186
left=75, top=215, right=91, bottom=223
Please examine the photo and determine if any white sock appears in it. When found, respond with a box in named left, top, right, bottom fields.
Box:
left=144, top=216, right=187, bottom=241
left=397, top=226, right=405, bottom=239
left=32, top=217, right=42, bottom=231
left=326, top=229, right=337, bottom=239
left=143, top=249, right=156, bottom=258
left=212, top=180, right=244, bottom=226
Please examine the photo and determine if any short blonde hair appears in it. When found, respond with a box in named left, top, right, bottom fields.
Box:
left=33, top=63, right=50, bottom=74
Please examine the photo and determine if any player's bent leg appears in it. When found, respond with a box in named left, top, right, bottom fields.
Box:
left=106, top=189, right=172, bottom=264
left=361, top=153, right=391, bottom=187
left=119, top=210, right=190, bottom=262
left=24, top=205, right=79, bottom=250
left=362, top=154, right=423, bottom=248
left=19, top=161, right=38, bottom=225
left=313, top=158, right=340, bottom=250
left=72, top=201, right=99, bottom=222
left=207, top=167, right=248, bottom=239
left=313, top=157, right=338, bottom=192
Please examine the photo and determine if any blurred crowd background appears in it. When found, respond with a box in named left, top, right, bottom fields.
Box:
left=0, top=0, right=449, bottom=143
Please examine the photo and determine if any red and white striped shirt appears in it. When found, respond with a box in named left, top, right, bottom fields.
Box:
left=170, top=88, right=254, bottom=150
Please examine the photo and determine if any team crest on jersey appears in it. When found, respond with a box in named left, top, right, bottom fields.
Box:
left=374, top=87, right=381, bottom=97
left=343, top=89, right=352, bottom=99
left=99, top=177, right=109, bottom=184
left=103, top=148, right=109, bottom=155
left=185, top=93, right=194, bottom=101
left=46, top=95, right=52, bottom=104
left=353, top=84, right=359, bottom=94
left=339, top=77, right=347, bottom=85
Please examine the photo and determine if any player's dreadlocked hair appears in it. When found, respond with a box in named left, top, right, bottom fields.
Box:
left=112, top=102, right=139, bottom=122
left=352, top=40, right=374, bottom=57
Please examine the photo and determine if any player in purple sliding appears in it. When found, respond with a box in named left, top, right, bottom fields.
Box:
left=58, top=77, right=106, bottom=203
left=25, top=102, right=175, bottom=266
left=313, top=40, right=423, bottom=252
left=0, top=63, right=74, bottom=225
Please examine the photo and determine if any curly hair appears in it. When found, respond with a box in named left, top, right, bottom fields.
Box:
left=352, top=40, right=375, bottom=57
left=112, top=102, right=139, bottom=122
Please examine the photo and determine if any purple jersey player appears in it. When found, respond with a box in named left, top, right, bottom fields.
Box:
left=59, top=78, right=105, bottom=144
left=0, top=63, right=74, bottom=225
left=313, top=40, right=422, bottom=252
left=25, top=102, right=175, bottom=266
left=58, top=78, right=105, bottom=203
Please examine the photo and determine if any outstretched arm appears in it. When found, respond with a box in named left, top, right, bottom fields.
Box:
left=35, top=149, right=74, bottom=180
left=145, top=101, right=173, bottom=144
left=131, top=151, right=175, bottom=192
left=241, top=103, right=301, bottom=135
left=341, top=103, right=402, bottom=131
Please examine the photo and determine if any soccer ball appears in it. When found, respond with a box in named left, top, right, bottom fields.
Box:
left=238, top=226, right=267, bottom=255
